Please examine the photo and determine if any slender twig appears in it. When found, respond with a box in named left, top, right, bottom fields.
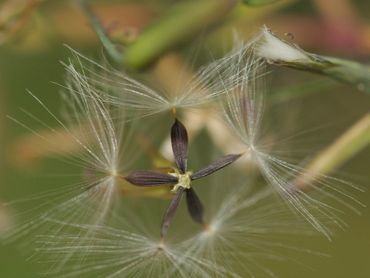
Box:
left=80, top=0, right=238, bottom=69
left=79, top=0, right=122, bottom=63
left=293, top=113, right=370, bottom=192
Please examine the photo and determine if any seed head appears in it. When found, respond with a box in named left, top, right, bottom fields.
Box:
left=125, top=118, right=243, bottom=238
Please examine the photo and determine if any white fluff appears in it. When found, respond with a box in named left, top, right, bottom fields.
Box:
left=6, top=35, right=364, bottom=277
left=4, top=61, right=137, bottom=253
left=257, top=28, right=311, bottom=63
left=34, top=183, right=312, bottom=278
left=63, top=46, right=255, bottom=121
left=222, top=35, right=362, bottom=240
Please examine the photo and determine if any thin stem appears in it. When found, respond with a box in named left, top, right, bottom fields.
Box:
left=259, top=28, right=370, bottom=93
left=284, top=55, right=370, bottom=94
left=123, top=0, right=238, bottom=69
left=293, top=113, right=370, bottom=191
left=79, top=0, right=122, bottom=63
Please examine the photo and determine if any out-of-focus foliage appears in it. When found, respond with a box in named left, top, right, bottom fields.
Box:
left=1, top=0, right=370, bottom=277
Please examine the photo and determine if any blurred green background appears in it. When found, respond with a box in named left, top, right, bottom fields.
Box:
left=1, top=0, right=370, bottom=277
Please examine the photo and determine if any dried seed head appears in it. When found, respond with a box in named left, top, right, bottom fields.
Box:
left=221, top=31, right=363, bottom=239
left=125, top=118, right=242, bottom=238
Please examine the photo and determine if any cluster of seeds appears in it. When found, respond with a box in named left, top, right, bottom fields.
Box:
left=124, top=115, right=243, bottom=240
left=4, top=28, right=364, bottom=277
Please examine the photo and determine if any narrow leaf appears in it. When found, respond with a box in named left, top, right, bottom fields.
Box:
left=160, top=187, right=184, bottom=238
left=191, top=153, right=243, bottom=180
left=186, top=188, right=204, bottom=224
left=171, top=119, right=188, bottom=173
left=125, top=170, right=178, bottom=186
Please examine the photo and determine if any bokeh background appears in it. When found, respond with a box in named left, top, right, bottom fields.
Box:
left=1, top=0, right=370, bottom=277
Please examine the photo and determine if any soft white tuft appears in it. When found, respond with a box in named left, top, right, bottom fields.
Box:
left=4, top=57, right=139, bottom=260
left=221, top=35, right=363, bottom=239
left=34, top=177, right=317, bottom=278
left=256, top=27, right=311, bottom=63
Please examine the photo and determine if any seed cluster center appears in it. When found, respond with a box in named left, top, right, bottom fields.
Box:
left=170, top=171, right=192, bottom=192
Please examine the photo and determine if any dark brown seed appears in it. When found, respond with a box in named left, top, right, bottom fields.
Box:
left=171, top=119, right=188, bottom=174
left=125, top=170, right=178, bottom=186
left=160, top=187, right=185, bottom=238
left=191, top=153, right=243, bottom=180
left=186, top=188, right=204, bottom=224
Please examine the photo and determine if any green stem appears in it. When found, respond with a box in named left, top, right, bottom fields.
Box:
left=283, top=54, right=370, bottom=93
left=242, top=0, right=280, bottom=5
left=124, top=0, right=238, bottom=69
left=294, top=113, right=370, bottom=191
left=79, top=0, right=122, bottom=63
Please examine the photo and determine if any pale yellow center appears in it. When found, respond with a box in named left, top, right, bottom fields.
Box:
left=169, top=170, right=192, bottom=192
